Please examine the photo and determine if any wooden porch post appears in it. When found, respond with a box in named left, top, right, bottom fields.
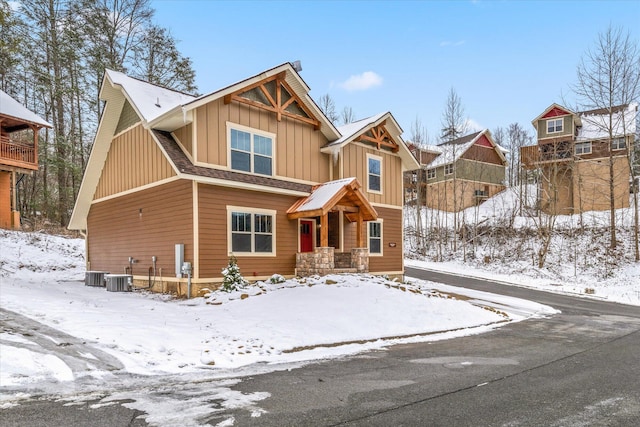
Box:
left=356, top=210, right=364, bottom=248
left=320, top=213, right=328, bottom=247
left=31, top=125, right=39, bottom=165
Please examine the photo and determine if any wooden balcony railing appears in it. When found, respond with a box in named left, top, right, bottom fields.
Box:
left=0, top=135, right=38, bottom=170
left=520, top=142, right=574, bottom=169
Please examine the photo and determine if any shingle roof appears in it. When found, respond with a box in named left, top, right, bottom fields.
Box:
left=153, top=130, right=312, bottom=193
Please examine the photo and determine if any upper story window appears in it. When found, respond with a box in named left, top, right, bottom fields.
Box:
left=367, top=154, right=382, bottom=193
left=368, top=221, right=383, bottom=256
left=229, top=125, right=274, bottom=176
left=427, top=168, right=436, bottom=179
left=611, top=137, right=626, bottom=151
left=547, top=118, right=563, bottom=134
left=575, top=141, right=592, bottom=155
left=444, top=164, right=454, bottom=176
left=228, top=207, right=276, bottom=256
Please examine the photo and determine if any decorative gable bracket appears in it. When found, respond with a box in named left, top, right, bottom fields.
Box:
left=223, top=72, right=320, bottom=130
left=355, top=121, right=399, bottom=153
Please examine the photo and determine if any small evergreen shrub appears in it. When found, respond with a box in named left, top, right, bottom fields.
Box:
left=221, top=255, right=246, bottom=292
left=269, top=274, right=286, bottom=284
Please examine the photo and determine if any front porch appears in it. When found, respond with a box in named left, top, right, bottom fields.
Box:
left=296, top=247, right=369, bottom=276
left=287, top=178, right=377, bottom=277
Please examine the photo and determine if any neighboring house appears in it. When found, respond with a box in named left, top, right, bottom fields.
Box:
left=0, top=90, right=52, bottom=229
left=521, top=103, right=638, bottom=215
left=68, top=63, right=419, bottom=295
left=409, top=130, right=507, bottom=212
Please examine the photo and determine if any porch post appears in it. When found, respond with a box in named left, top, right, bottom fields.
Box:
left=31, top=125, right=39, bottom=165
left=320, top=213, right=328, bottom=247
left=356, top=210, right=364, bottom=248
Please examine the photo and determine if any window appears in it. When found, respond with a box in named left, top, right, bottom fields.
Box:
left=228, top=207, right=276, bottom=255
left=368, top=221, right=383, bottom=255
left=612, top=137, right=626, bottom=151
left=367, top=154, right=382, bottom=193
left=547, top=118, right=563, bottom=134
left=427, top=168, right=436, bottom=179
left=229, top=125, right=274, bottom=176
left=575, top=141, right=592, bottom=155
left=444, top=164, right=454, bottom=175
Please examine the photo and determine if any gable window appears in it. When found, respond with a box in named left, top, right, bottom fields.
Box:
left=367, top=154, right=382, bottom=193
left=368, top=221, right=383, bottom=256
left=427, top=168, right=436, bottom=179
left=228, top=207, right=276, bottom=256
left=229, top=125, right=274, bottom=176
left=575, top=141, right=592, bottom=155
left=444, top=164, right=454, bottom=176
left=611, top=137, right=626, bottom=151
left=547, top=118, right=563, bottom=134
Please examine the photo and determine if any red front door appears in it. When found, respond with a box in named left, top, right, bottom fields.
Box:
left=300, top=220, right=314, bottom=252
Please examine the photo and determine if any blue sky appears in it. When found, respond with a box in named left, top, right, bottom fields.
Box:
left=153, top=0, right=640, bottom=143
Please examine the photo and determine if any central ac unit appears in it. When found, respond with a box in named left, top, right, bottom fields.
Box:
left=105, top=274, right=132, bottom=292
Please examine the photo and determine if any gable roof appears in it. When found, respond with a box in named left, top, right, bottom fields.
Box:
left=531, top=103, right=578, bottom=127
left=0, top=89, right=52, bottom=130
left=322, top=112, right=421, bottom=172
left=287, top=177, right=377, bottom=222
left=426, top=129, right=506, bottom=168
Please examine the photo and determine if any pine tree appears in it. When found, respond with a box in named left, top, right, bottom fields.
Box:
left=221, top=256, right=247, bottom=292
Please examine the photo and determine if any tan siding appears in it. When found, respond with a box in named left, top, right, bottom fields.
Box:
left=368, top=207, right=404, bottom=273
left=87, top=180, right=193, bottom=276
left=341, top=143, right=403, bottom=206
left=197, top=184, right=300, bottom=279
left=173, top=124, right=193, bottom=157
left=193, top=98, right=330, bottom=183
left=94, top=125, right=176, bottom=200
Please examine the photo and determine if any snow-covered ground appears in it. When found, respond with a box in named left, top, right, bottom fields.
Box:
left=405, top=187, right=640, bottom=306
left=0, top=229, right=555, bottom=390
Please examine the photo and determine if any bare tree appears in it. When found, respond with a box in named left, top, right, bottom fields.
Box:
left=440, top=88, right=468, bottom=250
left=317, top=93, right=338, bottom=124
left=573, top=25, right=640, bottom=250
left=339, top=106, right=356, bottom=125
left=409, top=117, right=429, bottom=255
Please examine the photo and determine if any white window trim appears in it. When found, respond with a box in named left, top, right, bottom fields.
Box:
left=366, top=153, right=383, bottom=194
left=546, top=118, right=563, bottom=134
left=575, top=141, right=592, bottom=155
left=226, top=206, right=277, bottom=257
left=427, top=168, right=436, bottom=180
left=226, top=122, right=276, bottom=176
left=444, top=164, right=454, bottom=176
left=368, top=219, right=383, bottom=257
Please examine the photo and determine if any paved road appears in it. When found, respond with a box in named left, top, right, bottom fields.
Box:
left=2, top=268, right=639, bottom=426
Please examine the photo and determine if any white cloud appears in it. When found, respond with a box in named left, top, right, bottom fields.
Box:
left=440, top=40, right=466, bottom=47
left=339, top=71, right=383, bottom=91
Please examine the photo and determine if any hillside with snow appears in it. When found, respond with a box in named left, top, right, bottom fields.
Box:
left=405, top=187, right=640, bottom=305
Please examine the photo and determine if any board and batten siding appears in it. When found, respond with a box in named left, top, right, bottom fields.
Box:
left=341, top=143, right=403, bottom=206
left=197, top=184, right=300, bottom=279
left=87, top=179, right=193, bottom=277
left=94, top=125, right=176, bottom=200
left=194, top=98, right=331, bottom=183
left=173, top=123, right=193, bottom=157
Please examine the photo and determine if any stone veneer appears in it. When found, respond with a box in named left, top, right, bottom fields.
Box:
left=296, top=247, right=369, bottom=277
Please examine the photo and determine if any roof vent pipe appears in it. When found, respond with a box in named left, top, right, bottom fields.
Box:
left=292, top=60, right=302, bottom=72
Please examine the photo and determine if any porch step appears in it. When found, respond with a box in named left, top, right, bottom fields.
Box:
left=332, top=268, right=357, bottom=274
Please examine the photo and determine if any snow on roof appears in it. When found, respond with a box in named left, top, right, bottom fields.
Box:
left=290, top=177, right=356, bottom=212
left=105, top=70, right=196, bottom=123
left=0, top=89, right=52, bottom=128
left=330, top=112, right=388, bottom=146
left=577, top=103, right=638, bottom=141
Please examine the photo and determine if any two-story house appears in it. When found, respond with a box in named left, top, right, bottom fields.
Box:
left=409, top=130, right=507, bottom=212
left=521, top=103, right=638, bottom=215
left=68, top=63, right=420, bottom=295
left=0, top=90, right=52, bottom=229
